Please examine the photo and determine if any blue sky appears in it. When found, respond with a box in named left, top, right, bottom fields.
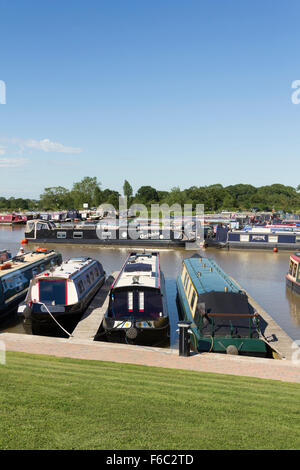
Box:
left=1, top=0, right=300, bottom=198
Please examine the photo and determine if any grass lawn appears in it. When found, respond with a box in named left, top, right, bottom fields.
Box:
left=0, top=351, right=300, bottom=450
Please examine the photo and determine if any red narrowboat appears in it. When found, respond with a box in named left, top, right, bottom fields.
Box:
left=0, top=213, right=25, bottom=225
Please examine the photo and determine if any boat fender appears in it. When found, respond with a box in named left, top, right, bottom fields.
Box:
left=226, top=345, right=239, bottom=355
left=0, top=262, right=12, bottom=270
left=126, top=326, right=138, bottom=340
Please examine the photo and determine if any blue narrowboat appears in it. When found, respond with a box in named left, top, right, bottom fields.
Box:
left=0, top=248, right=62, bottom=323
left=205, top=225, right=300, bottom=250
left=176, top=255, right=267, bottom=357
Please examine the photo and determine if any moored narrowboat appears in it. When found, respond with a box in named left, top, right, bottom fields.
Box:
left=102, top=252, right=169, bottom=346
left=0, top=248, right=62, bottom=323
left=286, top=253, right=300, bottom=295
left=205, top=224, right=300, bottom=250
left=18, top=257, right=105, bottom=336
left=23, top=218, right=190, bottom=247
left=0, top=213, right=25, bottom=225
left=176, top=255, right=267, bottom=357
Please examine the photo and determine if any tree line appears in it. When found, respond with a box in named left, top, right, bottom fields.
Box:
left=1, top=177, right=300, bottom=213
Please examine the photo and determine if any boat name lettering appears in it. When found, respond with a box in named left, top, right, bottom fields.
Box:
left=251, top=235, right=266, bottom=241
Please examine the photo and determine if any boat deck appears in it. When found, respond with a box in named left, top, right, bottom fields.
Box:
left=70, top=272, right=117, bottom=340
left=230, top=276, right=296, bottom=361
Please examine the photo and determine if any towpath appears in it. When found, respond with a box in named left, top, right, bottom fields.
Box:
left=1, top=332, right=300, bottom=384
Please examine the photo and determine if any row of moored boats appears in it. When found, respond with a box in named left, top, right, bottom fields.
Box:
left=1, top=247, right=300, bottom=357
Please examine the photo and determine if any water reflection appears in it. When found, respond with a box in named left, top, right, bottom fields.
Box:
left=285, top=287, right=300, bottom=326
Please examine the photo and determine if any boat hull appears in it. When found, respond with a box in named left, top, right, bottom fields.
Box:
left=25, top=224, right=189, bottom=248
left=286, top=275, right=300, bottom=295
left=102, top=317, right=169, bottom=347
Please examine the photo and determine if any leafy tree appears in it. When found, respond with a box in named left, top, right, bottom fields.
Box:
left=71, top=176, right=101, bottom=209
left=123, top=180, right=133, bottom=203
left=39, top=186, right=71, bottom=210
left=134, top=186, right=159, bottom=206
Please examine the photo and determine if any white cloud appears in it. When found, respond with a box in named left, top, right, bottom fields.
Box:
left=0, top=158, right=28, bottom=168
left=23, top=138, right=82, bottom=154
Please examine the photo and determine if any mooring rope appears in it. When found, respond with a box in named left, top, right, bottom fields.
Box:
left=37, top=302, right=73, bottom=338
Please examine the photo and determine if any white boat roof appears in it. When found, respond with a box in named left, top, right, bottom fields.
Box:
left=0, top=250, right=59, bottom=279
left=112, top=252, right=160, bottom=289
left=35, top=257, right=96, bottom=280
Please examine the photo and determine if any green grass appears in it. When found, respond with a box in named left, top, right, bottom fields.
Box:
left=0, top=351, right=300, bottom=450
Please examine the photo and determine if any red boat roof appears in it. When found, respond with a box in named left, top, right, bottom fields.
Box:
left=291, top=253, right=300, bottom=263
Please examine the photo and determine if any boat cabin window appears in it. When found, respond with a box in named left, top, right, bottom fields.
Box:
left=78, top=280, right=84, bottom=294
left=184, top=275, right=189, bottom=291
left=191, top=291, right=197, bottom=311
left=187, top=281, right=192, bottom=299
left=57, top=232, right=67, bottom=239
left=183, top=271, right=188, bottom=288
left=86, top=274, right=91, bottom=285
left=73, top=232, right=83, bottom=239
left=139, top=291, right=144, bottom=311
left=36, top=222, right=48, bottom=231
left=26, top=221, right=35, bottom=232
left=128, top=291, right=133, bottom=311
left=293, top=262, right=298, bottom=278
left=39, top=280, right=66, bottom=304
left=32, top=267, right=40, bottom=276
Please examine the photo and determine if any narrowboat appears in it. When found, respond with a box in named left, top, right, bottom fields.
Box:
left=18, top=257, right=105, bottom=336
left=24, top=218, right=189, bottom=247
left=176, top=255, right=267, bottom=357
left=205, top=224, right=300, bottom=250
left=0, top=248, right=62, bottom=323
left=286, top=253, right=300, bottom=295
left=0, top=213, right=25, bottom=225
left=102, top=252, right=169, bottom=346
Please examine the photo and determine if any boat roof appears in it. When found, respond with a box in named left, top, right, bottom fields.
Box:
left=35, top=257, right=97, bottom=280
left=291, top=253, right=300, bottom=263
left=182, top=256, right=242, bottom=295
left=112, top=252, right=160, bottom=290
left=0, top=250, right=58, bottom=278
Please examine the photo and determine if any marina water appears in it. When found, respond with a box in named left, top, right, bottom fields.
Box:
left=1, top=225, right=300, bottom=345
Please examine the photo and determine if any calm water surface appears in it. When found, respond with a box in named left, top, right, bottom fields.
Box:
left=1, top=225, right=300, bottom=342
